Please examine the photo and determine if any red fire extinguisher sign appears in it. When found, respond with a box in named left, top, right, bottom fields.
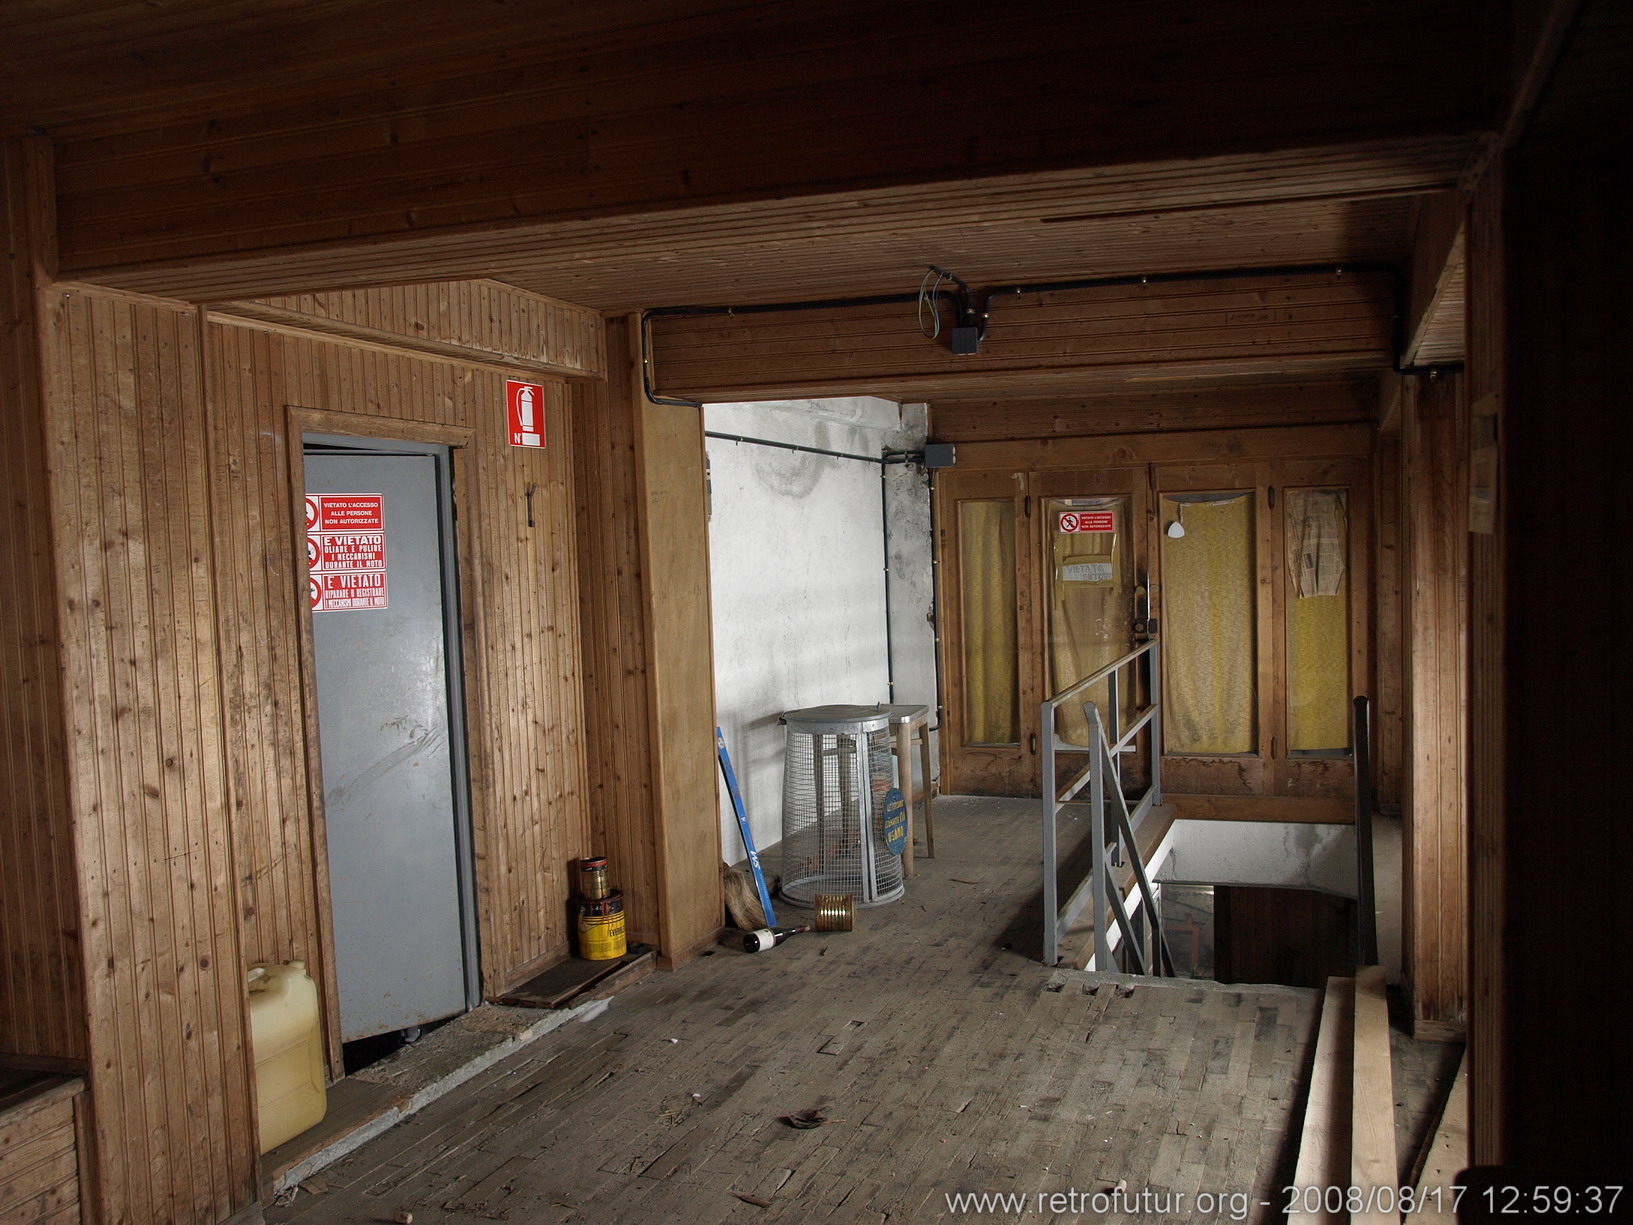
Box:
left=507, top=380, right=546, bottom=449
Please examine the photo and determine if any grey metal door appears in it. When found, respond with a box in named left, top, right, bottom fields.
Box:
left=305, top=438, right=479, bottom=1042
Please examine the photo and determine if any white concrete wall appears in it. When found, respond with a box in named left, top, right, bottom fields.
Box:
left=707, top=398, right=933, bottom=866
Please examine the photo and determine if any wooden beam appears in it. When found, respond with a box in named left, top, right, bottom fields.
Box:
left=951, top=423, right=1373, bottom=476
left=1166, top=794, right=1352, bottom=824
left=40, top=3, right=1489, bottom=292
left=650, top=272, right=1396, bottom=402
left=929, top=377, right=1376, bottom=443
left=211, top=282, right=605, bottom=379
left=1402, top=192, right=1467, bottom=367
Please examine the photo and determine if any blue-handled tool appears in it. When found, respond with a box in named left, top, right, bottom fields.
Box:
left=716, top=726, right=776, bottom=928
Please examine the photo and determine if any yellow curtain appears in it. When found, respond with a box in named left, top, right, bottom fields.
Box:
left=959, top=501, right=1017, bottom=744
left=1285, top=489, right=1351, bottom=751
left=1048, top=501, right=1131, bottom=745
left=1162, top=494, right=1256, bottom=754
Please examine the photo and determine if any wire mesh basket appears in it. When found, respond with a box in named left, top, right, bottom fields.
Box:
left=780, top=705, right=904, bottom=908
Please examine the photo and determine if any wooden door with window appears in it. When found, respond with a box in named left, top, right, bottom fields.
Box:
left=938, top=434, right=1370, bottom=814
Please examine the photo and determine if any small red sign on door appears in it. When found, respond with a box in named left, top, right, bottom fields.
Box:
left=311, top=494, right=384, bottom=531
left=507, top=380, right=546, bottom=449
left=315, top=570, right=390, bottom=612
left=307, top=493, right=389, bottom=612
left=1059, top=510, right=1115, bottom=533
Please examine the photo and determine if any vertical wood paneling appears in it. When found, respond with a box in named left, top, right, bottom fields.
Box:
left=470, top=376, right=591, bottom=983
left=221, top=281, right=605, bottom=379
left=571, top=317, right=722, bottom=964
left=633, top=387, right=725, bottom=966
left=570, top=323, right=661, bottom=948
left=43, top=286, right=256, bottom=1225
left=1372, top=434, right=1404, bottom=808
left=1400, top=372, right=1467, bottom=1038
left=0, top=139, right=86, bottom=1067
left=1464, top=152, right=1505, bottom=1167
left=205, top=316, right=592, bottom=1013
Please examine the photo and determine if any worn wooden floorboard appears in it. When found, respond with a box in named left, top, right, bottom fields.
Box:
left=268, top=798, right=1320, bottom=1224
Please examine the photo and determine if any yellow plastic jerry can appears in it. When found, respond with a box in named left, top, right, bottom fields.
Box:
left=247, top=961, right=327, bottom=1153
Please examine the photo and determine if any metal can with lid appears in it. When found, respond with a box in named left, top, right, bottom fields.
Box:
left=576, top=855, right=611, bottom=900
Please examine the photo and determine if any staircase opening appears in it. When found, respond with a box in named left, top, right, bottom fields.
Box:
left=1159, top=882, right=1357, bottom=988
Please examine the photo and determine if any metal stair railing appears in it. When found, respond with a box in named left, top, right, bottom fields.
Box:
left=1041, top=637, right=1174, bottom=974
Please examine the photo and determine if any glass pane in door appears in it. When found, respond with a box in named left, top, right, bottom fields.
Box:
left=1161, top=492, right=1257, bottom=754
left=958, top=499, right=1018, bottom=745
left=1046, top=497, right=1133, bottom=746
left=1285, top=488, right=1351, bottom=752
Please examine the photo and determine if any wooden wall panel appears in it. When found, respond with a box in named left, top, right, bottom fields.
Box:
left=1402, top=191, right=1467, bottom=367
left=649, top=272, right=1397, bottom=402
left=570, top=323, right=661, bottom=949
left=1371, top=435, right=1404, bottom=809
left=42, top=286, right=257, bottom=1225
left=217, top=281, right=605, bottom=379
left=0, top=139, right=85, bottom=1067
left=205, top=314, right=592, bottom=1012
left=572, top=317, right=722, bottom=965
left=930, top=377, right=1375, bottom=443
left=1399, top=372, right=1467, bottom=1038
left=1464, top=149, right=1505, bottom=1169
left=635, top=391, right=725, bottom=966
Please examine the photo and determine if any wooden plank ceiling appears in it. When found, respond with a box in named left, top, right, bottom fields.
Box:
left=0, top=1, right=1493, bottom=314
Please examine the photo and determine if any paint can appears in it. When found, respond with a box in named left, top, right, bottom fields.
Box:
left=576, top=855, right=611, bottom=900
left=812, top=893, right=855, bottom=932
left=578, top=889, right=626, bottom=960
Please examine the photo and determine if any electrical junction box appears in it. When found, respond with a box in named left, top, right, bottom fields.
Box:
left=923, top=443, right=957, bottom=469
left=949, top=325, right=983, bottom=355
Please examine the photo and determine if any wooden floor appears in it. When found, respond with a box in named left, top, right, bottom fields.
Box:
left=268, top=797, right=1323, bottom=1224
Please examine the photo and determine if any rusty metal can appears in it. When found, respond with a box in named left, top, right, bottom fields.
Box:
left=812, top=893, right=855, bottom=932
left=577, top=855, right=611, bottom=900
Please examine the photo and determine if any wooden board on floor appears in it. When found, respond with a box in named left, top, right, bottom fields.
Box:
left=1350, top=966, right=1398, bottom=1223
left=1410, top=1048, right=1469, bottom=1222
left=1291, top=977, right=1353, bottom=1221
left=499, top=946, right=655, bottom=1010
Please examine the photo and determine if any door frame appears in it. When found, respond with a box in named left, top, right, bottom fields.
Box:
left=286, top=406, right=484, bottom=1074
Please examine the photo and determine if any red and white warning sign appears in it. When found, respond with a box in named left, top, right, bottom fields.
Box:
left=307, top=493, right=389, bottom=611
left=507, top=380, right=546, bottom=449
left=313, top=570, right=390, bottom=612
left=1058, top=510, right=1116, bottom=534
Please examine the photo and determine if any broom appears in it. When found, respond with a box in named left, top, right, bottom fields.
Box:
left=721, top=861, right=767, bottom=930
